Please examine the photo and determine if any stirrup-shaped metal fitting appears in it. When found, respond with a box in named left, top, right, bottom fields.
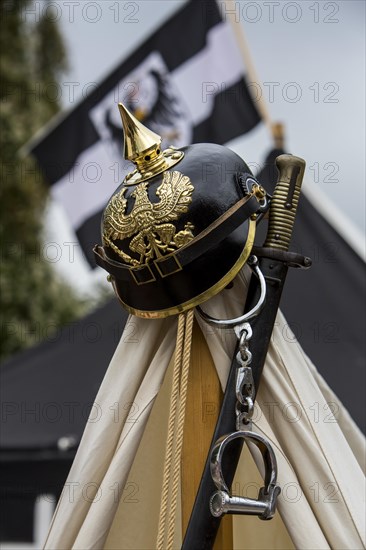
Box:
left=209, top=431, right=281, bottom=520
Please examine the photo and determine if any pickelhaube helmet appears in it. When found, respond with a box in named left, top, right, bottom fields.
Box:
left=94, top=103, right=269, bottom=318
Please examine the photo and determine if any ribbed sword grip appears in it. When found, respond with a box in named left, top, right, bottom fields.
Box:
left=264, top=154, right=306, bottom=251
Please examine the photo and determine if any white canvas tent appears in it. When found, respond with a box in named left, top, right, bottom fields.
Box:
left=42, top=268, right=365, bottom=550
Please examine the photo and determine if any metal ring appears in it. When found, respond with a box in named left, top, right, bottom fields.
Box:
left=197, top=256, right=266, bottom=329
left=237, top=396, right=254, bottom=414
left=238, top=348, right=252, bottom=365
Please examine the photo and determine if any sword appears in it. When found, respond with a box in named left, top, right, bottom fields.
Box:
left=182, top=154, right=308, bottom=549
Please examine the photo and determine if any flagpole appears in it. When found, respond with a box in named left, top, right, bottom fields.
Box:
left=222, top=0, right=275, bottom=141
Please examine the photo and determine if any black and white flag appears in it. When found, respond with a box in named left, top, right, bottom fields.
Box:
left=30, top=0, right=260, bottom=265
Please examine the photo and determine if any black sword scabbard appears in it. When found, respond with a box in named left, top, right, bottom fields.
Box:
left=182, top=155, right=307, bottom=550
left=182, top=258, right=288, bottom=550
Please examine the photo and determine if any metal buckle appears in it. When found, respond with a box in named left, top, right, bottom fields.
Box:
left=209, top=431, right=281, bottom=520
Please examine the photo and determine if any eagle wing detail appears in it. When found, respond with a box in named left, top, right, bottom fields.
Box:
left=153, top=171, right=194, bottom=223
left=103, top=188, right=137, bottom=241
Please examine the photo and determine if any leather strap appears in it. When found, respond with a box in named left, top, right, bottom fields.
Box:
left=94, top=194, right=260, bottom=284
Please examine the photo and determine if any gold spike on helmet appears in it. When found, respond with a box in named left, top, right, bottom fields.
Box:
left=118, top=103, right=184, bottom=185
left=94, top=103, right=269, bottom=318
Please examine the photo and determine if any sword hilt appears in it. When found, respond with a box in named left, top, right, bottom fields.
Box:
left=264, top=154, right=306, bottom=251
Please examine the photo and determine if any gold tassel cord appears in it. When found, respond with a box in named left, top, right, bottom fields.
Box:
left=156, top=312, right=185, bottom=550
left=166, top=309, right=194, bottom=549
left=156, top=309, right=195, bottom=550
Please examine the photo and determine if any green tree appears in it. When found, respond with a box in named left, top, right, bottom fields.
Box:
left=0, top=0, right=89, bottom=361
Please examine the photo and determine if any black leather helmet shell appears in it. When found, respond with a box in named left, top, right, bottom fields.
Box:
left=94, top=142, right=267, bottom=318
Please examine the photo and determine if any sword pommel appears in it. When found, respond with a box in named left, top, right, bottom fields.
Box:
left=264, top=154, right=306, bottom=251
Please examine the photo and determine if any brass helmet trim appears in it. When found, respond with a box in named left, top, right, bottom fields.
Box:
left=118, top=102, right=184, bottom=186
left=110, top=219, right=256, bottom=319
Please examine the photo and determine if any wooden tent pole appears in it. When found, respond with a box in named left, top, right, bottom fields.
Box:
left=223, top=0, right=275, bottom=141
left=181, top=319, right=233, bottom=549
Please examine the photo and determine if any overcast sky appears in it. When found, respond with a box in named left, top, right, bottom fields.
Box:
left=30, top=0, right=365, bottom=289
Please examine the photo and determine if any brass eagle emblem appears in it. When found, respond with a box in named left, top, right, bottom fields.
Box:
left=103, top=170, right=195, bottom=266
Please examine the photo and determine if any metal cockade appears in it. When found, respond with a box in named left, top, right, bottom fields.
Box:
left=197, top=256, right=281, bottom=520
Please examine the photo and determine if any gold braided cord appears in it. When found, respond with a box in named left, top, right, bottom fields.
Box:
left=166, top=308, right=194, bottom=549
left=156, top=309, right=194, bottom=550
left=156, top=312, right=186, bottom=550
